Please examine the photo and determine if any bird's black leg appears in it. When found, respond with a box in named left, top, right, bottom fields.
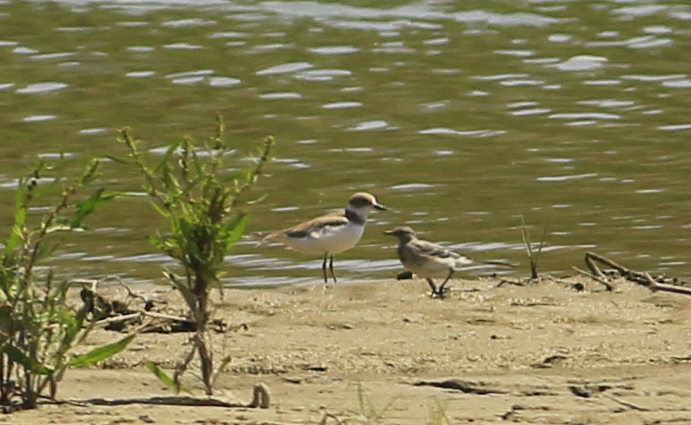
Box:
left=426, top=278, right=439, bottom=298
left=322, top=253, right=329, bottom=284
left=329, top=255, right=337, bottom=283
left=437, top=270, right=455, bottom=298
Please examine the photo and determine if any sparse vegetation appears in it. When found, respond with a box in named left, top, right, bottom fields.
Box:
left=0, top=158, right=133, bottom=411
left=117, top=116, right=274, bottom=395
left=519, top=214, right=547, bottom=280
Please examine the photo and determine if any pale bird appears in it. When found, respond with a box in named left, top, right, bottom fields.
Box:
left=259, top=192, right=387, bottom=283
left=385, top=226, right=511, bottom=298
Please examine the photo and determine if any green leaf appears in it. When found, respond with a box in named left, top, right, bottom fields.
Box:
left=144, top=362, right=191, bottom=394
left=2, top=343, right=53, bottom=375
left=224, top=214, right=248, bottom=251
left=71, top=188, right=117, bottom=229
left=67, top=333, right=135, bottom=368
left=57, top=309, right=81, bottom=357
left=103, top=154, right=130, bottom=164
left=246, top=193, right=268, bottom=205
left=149, top=200, right=171, bottom=217
left=153, top=143, right=179, bottom=173
left=5, top=207, right=27, bottom=256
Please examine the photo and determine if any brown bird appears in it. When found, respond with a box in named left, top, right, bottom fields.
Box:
left=385, top=226, right=512, bottom=298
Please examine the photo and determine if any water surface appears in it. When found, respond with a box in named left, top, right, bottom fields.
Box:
left=1, top=0, right=691, bottom=285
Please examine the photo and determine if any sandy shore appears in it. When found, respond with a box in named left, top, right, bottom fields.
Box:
left=4, top=276, right=691, bottom=424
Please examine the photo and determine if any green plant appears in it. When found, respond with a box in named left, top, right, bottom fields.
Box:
left=0, top=158, right=134, bottom=411
left=117, top=116, right=274, bottom=395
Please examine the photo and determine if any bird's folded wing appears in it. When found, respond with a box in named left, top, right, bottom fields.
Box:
left=284, top=214, right=349, bottom=238
left=409, top=240, right=460, bottom=259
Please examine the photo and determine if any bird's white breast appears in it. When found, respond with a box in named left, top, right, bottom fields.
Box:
left=284, top=222, right=365, bottom=255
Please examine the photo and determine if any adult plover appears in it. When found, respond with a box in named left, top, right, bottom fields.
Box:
left=260, top=192, right=387, bottom=283
left=384, top=226, right=482, bottom=298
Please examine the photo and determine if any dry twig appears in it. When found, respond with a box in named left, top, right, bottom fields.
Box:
left=583, top=252, right=691, bottom=297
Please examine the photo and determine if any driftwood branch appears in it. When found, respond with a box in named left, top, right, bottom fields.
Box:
left=63, top=382, right=270, bottom=409
left=80, top=280, right=244, bottom=333
left=572, top=266, right=614, bottom=291
left=584, top=252, right=650, bottom=286
left=601, top=394, right=650, bottom=412
left=584, top=252, right=691, bottom=297
left=647, top=275, right=691, bottom=296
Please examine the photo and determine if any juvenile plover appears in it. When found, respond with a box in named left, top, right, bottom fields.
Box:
left=384, top=226, right=477, bottom=298
left=260, top=192, right=387, bottom=283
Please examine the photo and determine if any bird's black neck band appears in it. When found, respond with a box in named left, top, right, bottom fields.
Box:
left=345, top=208, right=366, bottom=225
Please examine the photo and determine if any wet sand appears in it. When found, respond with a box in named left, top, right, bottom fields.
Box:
left=5, top=276, right=691, bottom=424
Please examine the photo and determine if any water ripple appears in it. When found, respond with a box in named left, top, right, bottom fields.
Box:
left=126, top=71, right=156, bottom=78
left=349, top=120, right=390, bottom=131
left=30, top=52, right=76, bottom=60
left=79, top=128, right=108, bottom=135
left=17, top=82, right=68, bottom=94
left=612, top=5, right=668, bottom=17
left=164, top=43, right=204, bottom=50
left=208, top=31, right=246, bottom=39
left=494, top=49, right=534, bottom=57
left=295, top=69, right=351, bottom=81
left=419, top=128, right=506, bottom=137
left=553, top=55, right=607, bottom=71
left=424, top=37, right=449, bottom=45
left=662, top=79, right=691, bottom=88
left=128, top=46, right=155, bottom=52
left=13, top=46, right=39, bottom=54
left=658, top=124, right=691, bottom=131
left=259, top=92, right=302, bottom=99
left=390, top=183, right=436, bottom=191
left=172, top=76, right=204, bottom=85
left=510, top=108, right=551, bottom=116
left=209, top=77, right=241, bottom=87
left=577, top=99, right=635, bottom=108
left=328, top=19, right=441, bottom=31
left=500, top=79, right=544, bottom=87
left=23, top=115, right=57, bottom=122
left=453, top=11, right=567, bottom=27
left=256, top=61, right=313, bottom=75
left=473, top=73, right=528, bottom=81
left=549, top=113, right=620, bottom=120
left=582, top=80, right=621, bottom=86
left=161, top=18, right=216, bottom=27
left=623, top=74, right=686, bottom=82
left=309, top=46, right=359, bottom=55
left=166, top=70, right=213, bottom=79
left=537, top=173, right=598, bottom=182
left=322, top=101, right=362, bottom=109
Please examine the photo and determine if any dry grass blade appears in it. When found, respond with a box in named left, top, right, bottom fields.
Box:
left=519, top=214, right=547, bottom=280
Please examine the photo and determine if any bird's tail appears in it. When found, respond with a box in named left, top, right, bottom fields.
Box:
left=480, top=259, right=518, bottom=268
left=247, top=230, right=283, bottom=246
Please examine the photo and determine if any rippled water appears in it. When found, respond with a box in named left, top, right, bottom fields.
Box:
left=1, top=0, right=691, bottom=286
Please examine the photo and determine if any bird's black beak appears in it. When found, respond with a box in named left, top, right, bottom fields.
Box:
left=374, top=202, right=387, bottom=211
left=383, top=229, right=395, bottom=235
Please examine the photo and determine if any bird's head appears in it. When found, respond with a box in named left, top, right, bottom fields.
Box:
left=347, top=192, right=387, bottom=216
left=384, top=226, right=416, bottom=242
